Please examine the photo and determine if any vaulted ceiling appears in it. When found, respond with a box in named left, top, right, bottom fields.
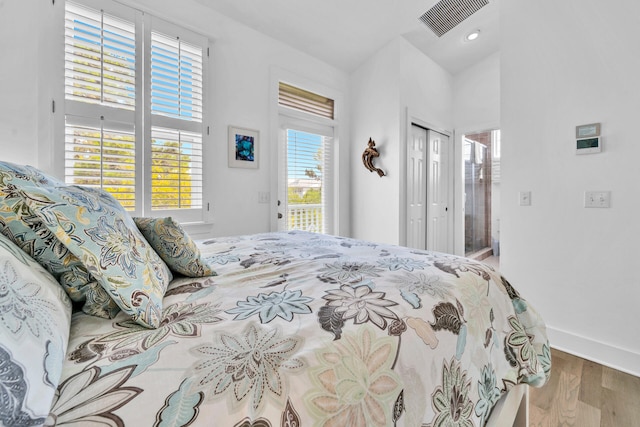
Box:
left=194, top=0, right=500, bottom=75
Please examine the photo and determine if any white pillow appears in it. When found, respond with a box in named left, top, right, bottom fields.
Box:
left=0, top=233, right=72, bottom=424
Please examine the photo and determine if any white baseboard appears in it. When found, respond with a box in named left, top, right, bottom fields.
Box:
left=547, top=326, right=640, bottom=377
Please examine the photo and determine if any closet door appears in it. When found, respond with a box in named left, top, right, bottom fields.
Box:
left=426, top=129, right=450, bottom=253
left=406, top=125, right=451, bottom=252
left=407, top=124, right=427, bottom=249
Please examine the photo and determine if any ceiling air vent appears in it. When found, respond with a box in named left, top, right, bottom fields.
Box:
left=419, top=0, right=489, bottom=37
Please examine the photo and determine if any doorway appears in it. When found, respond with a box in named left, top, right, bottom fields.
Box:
left=463, top=129, right=500, bottom=265
left=277, top=118, right=334, bottom=234
left=406, top=124, right=451, bottom=253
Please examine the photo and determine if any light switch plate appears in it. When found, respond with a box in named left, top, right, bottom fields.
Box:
left=584, top=191, right=610, bottom=208
left=519, top=191, right=531, bottom=206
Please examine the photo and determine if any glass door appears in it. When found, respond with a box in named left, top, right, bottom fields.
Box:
left=463, top=130, right=500, bottom=256
left=277, top=119, right=334, bottom=234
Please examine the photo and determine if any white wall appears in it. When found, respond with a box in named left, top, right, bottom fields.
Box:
left=453, top=52, right=500, bottom=132
left=350, top=40, right=402, bottom=244
left=400, top=40, right=454, bottom=131
left=501, top=0, right=640, bottom=375
left=0, top=1, right=40, bottom=164
left=350, top=37, right=453, bottom=245
left=0, top=0, right=350, bottom=239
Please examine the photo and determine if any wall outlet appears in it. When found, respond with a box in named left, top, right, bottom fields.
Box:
left=584, top=191, right=610, bottom=208
left=519, top=191, right=532, bottom=206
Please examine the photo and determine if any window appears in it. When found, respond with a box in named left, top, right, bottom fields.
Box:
left=64, top=0, right=207, bottom=222
left=278, top=82, right=335, bottom=234
left=278, top=82, right=334, bottom=120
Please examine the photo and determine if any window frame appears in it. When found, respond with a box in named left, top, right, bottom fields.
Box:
left=60, top=0, right=211, bottom=224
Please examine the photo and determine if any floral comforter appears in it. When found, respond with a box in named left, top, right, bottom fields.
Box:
left=50, top=231, right=550, bottom=427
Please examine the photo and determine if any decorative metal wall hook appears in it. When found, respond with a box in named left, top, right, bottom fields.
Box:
left=362, top=138, right=385, bottom=177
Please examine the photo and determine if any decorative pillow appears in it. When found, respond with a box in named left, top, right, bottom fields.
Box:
left=133, top=216, right=217, bottom=277
left=0, top=161, right=120, bottom=319
left=0, top=161, right=64, bottom=187
left=21, top=185, right=173, bottom=329
left=0, top=232, right=72, bottom=424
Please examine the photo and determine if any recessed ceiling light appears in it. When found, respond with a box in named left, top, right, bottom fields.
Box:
left=465, top=30, right=480, bottom=41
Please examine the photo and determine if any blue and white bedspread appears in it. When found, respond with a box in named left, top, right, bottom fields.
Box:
left=53, top=231, right=550, bottom=426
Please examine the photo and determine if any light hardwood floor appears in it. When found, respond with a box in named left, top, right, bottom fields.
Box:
left=529, top=348, right=640, bottom=427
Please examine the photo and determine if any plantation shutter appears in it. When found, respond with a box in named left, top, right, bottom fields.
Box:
left=64, top=116, right=136, bottom=210
left=64, top=2, right=136, bottom=110
left=151, top=128, right=203, bottom=210
left=63, top=1, right=209, bottom=222
left=151, top=33, right=203, bottom=122
left=149, top=23, right=206, bottom=220
left=64, top=1, right=137, bottom=211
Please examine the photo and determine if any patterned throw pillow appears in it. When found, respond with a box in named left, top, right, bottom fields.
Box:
left=134, top=216, right=217, bottom=277
left=0, top=232, right=72, bottom=425
left=0, top=162, right=120, bottom=319
left=24, top=185, right=173, bottom=329
left=0, top=161, right=64, bottom=187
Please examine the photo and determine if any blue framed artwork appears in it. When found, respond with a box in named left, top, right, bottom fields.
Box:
left=228, top=125, right=259, bottom=169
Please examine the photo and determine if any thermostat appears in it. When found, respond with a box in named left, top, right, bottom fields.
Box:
left=575, top=122, right=602, bottom=154
left=576, top=136, right=601, bottom=154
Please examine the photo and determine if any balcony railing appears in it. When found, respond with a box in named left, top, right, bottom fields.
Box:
left=288, top=203, right=323, bottom=233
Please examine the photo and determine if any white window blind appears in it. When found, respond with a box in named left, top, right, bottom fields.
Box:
left=151, top=127, right=203, bottom=210
left=64, top=2, right=135, bottom=110
left=285, top=128, right=333, bottom=234
left=151, top=33, right=203, bottom=122
left=278, top=82, right=334, bottom=120
left=286, top=130, right=327, bottom=183
left=64, top=116, right=136, bottom=210
left=63, top=1, right=208, bottom=222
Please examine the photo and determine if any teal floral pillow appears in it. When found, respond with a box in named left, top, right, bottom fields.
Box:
left=23, top=185, right=173, bottom=329
left=134, top=216, right=217, bottom=277
left=0, top=161, right=64, bottom=187
left=0, top=162, right=119, bottom=318
left=0, top=232, right=72, bottom=424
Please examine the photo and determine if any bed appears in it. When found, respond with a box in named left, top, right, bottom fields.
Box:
left=0, top=161, right=550, bottom=427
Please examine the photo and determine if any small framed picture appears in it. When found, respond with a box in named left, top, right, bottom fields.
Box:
left=228, top=126, right=259, bottom=169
